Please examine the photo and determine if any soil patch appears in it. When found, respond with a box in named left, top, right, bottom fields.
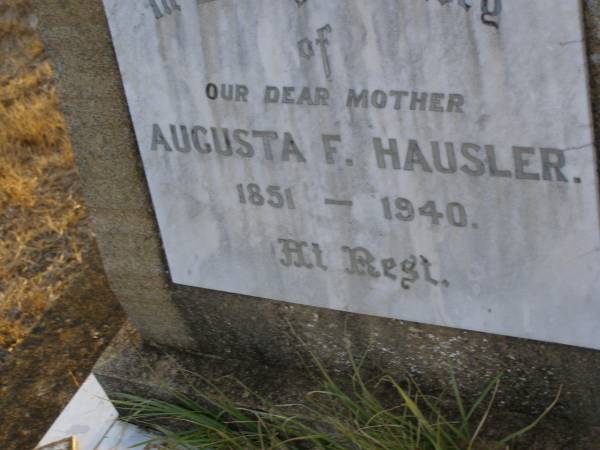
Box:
left=0, top=0, right=93, bottom=355
left=0, top=2, right=126, bottom=448
left=0, top=247, right=124, bottom=450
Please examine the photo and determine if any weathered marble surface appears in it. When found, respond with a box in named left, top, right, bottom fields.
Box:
left=38, top=375, right=117, bottom=450
left=38, top=374, right=154, bottom=450
left=102, top=0, right=600, bottom=349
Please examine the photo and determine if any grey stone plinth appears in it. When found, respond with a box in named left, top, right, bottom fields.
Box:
left=95, top=322, right=600, bottom=449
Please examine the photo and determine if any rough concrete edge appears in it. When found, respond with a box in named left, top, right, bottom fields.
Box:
left=29, top=0, right=195, bottom=349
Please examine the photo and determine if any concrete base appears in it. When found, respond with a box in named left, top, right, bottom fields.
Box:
left=94, top=322, right=600, bottom=450
left=94, top=322, right=316, bottom=410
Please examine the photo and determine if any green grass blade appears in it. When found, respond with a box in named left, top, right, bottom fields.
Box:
left=499, top=385, right=562, bottom=445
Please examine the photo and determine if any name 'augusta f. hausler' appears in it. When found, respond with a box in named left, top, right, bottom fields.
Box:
left=150, top=123, right=572, bottom=184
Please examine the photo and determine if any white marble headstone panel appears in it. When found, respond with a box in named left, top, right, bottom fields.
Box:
left=102, top=0, right=600, bottom=349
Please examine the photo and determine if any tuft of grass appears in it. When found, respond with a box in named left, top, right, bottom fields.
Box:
left=0, top=0, right=91, bottom=352
left=117, top=354, right=560, bottom=450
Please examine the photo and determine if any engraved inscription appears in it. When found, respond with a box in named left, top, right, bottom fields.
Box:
left=149, top=0, right=181, bottom=20
left=481, top=0, right=502, bottom=28
left=151, top=122, right=575, bottom=184
left=347, top=89, right=464, bottom=113
left=151, top=124, right=307, bottom=163
left=278, top=239, right=328, bottom=271
left=206, top=83, right=249, bottom=103
left=103, top=0, right=600, bottom=349
left=276, top=240, right=450, bottom=290
left=381, top=198, right=469, bottom=228
left=325, top=198, right=353, bottom=207
left=298, top=25, right=333, bottom=80
left=423, top=0, right=502, bottom=28
left=373, top=138, right=570, bottom=182
left=237, top=184, right=296, bottom=210
left=147, top=0, right=503, bottom=27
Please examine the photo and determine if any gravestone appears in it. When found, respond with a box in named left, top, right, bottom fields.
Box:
left=102, top=0, right=600, bottom=349
left=33, top=0, right=600, bottom=446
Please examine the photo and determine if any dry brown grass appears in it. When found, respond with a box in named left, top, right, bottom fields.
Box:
left=0, top=1, right=91, bottom=352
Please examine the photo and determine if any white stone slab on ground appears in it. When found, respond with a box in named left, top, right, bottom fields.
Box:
left=37, top=375, right=154, bottom=450
left=95, top=421, right=154, bottom=450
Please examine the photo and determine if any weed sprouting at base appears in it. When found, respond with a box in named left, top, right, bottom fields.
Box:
left=117, top=353, right=559, bottom=450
